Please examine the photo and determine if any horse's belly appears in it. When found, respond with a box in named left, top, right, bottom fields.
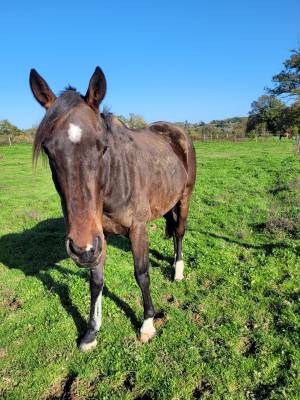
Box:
left=148, top=162, right=187, bottom=220
left=103, top=143, right=188, bottom=226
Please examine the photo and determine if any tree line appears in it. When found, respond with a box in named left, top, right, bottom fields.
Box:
left=1, top=48, right=299, bottom=145
left=247, top=48, right=300, bottom=139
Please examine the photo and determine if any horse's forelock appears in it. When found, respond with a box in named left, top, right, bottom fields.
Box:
left=32, top=90, right=83, bottom=167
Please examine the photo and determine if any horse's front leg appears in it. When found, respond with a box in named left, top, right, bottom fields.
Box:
left=79, top=240, right=106, bottom=352
left=129, top=223, right=156, bottom=343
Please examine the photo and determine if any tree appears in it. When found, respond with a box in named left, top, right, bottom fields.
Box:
left=246, top=95, right=286, bottom=134
left=128, top=113, right=146, bottom=129
left=116, top=115, right=129, bottom=126
left=269, top=48, right=300, bottom=98
left=283, top=100, right=300, bottom=137
left=114, top=114, right=147, bottom=129
left=0, top=120, right=23, bottom=145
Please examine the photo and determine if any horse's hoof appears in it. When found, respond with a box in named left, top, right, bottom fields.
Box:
left=140, top=318, right=156, bottom=343
left=140, top=331, right=155, bottom=343
left=174, top=274, right=184, bottom=281
left=174, top=260, right=184, bottom=281
left=79, top=338, right=97, bottom=352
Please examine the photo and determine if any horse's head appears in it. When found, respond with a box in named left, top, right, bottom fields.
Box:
left=30, top=67, right=108, bottom=267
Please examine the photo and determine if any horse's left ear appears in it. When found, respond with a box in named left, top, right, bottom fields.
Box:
left=85, top=67, right=107, bottom=112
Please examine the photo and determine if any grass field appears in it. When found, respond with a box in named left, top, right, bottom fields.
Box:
left=0, top=140, right=299, bottom=399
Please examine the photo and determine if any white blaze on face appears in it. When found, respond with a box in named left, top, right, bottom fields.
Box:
left=86, top=244, right=93, bottom=251
left=68, top=123, right=82, bottom=143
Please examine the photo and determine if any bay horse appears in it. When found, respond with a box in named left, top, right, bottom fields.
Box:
left=29, top=67, right=196, bottom=351
left=279, top=131, right=290, bottom=140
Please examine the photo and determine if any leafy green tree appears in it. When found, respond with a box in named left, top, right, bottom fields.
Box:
left=246, top=95, right=286, bottom=134
left=269, top=48, right=300, bottom=98
left=0, top=120, right=20, bottom=135
left=128, top=113, right=146, bottom=129
left=267, top=48, right=300, bottom=152
left=115, top=114, right=146, bottom=129
left=0, top=120, right=23, bottom=145
left=116, top=115, right=129, bottom=126
left=283, top=100, right=300, bottom=136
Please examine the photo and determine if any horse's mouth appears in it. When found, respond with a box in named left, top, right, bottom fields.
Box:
left=70, top=253, right=102, bottom=269
left=66, top=240, right=102, bottom=268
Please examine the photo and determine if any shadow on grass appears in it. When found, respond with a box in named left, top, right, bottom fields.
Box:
left=0, top=218, right=88, bottom=338
left=0, top=218, right=157, bottom=339
left=149, top=249, right=174, bottom=280
left=197, top=230, right=299, bottom=256
left=107, top=233, right=175, bottom=281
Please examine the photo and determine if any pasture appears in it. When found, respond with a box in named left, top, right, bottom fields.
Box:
left=0, top=139, right=299, bottom=399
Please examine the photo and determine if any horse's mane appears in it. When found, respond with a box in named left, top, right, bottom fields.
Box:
left=33, top=89, right=83, bottom=167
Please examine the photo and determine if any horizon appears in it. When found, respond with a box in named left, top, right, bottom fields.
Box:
left=0, top=0, right=299, bottom=129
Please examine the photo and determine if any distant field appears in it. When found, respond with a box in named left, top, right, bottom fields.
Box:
left=0, top=140, right=299, bottom=399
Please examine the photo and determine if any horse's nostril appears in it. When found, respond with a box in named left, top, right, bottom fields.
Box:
left=68, top=238, right=82, bottom=256
left=93, top=236, right=102, bottom=254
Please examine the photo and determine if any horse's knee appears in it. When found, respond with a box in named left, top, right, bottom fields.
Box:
left=175, top=219, right=187, bottom=238
left=135, top=269, right=149, bottom=290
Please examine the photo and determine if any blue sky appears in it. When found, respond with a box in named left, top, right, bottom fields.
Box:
left=1, top=0, right=299, bottom=128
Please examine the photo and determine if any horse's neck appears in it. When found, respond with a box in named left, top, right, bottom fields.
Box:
left=102, top=129, right=123, bottom=193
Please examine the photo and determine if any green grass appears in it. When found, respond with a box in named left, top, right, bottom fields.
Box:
left=0, top=140, right=299, bottom=399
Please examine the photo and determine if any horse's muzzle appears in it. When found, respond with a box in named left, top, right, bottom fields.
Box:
left=66, top=235, right=102, bottom=267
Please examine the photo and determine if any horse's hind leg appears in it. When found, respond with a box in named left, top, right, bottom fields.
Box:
left=173, top=194, right=192, bottom=281
left=164, top=207, right=177, bottom=239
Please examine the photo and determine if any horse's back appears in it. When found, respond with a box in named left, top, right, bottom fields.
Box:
left=148, top=122, right=196, bottom=192
left=109, top=118, right=196, bottom=187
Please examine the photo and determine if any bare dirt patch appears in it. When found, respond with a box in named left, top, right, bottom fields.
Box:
left=44, top=373, right=79, bottom=400
left=0, top=297, right=22, bottom=311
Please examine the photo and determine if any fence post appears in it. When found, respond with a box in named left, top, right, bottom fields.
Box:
left=296, top=135, right=300, bottom=155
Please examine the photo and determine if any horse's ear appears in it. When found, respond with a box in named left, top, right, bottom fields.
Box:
left=29, top=69, right=56, bottom=109
left=85, top=66, right=106, bottom=112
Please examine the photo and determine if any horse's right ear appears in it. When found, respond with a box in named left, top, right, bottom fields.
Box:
left=29, top=69, right=56, bottom=109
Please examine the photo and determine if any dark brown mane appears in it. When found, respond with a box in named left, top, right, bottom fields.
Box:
left=33, top=90, right=83, bottom=166
left=63, top=85, right=77, bottom=92
left=101, top=108, right=116, bottom=131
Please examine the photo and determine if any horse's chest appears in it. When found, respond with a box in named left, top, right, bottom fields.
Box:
left=102, top=211, right=131, bottom=235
